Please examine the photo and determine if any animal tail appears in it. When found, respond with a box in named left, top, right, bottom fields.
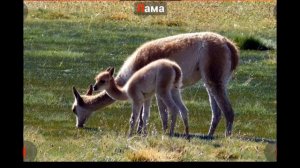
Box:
left=226, top=38, right=240, bottom=71
left=173, top=64, right=183, bottom=89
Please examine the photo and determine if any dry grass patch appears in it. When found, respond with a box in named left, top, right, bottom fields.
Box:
left=126, top=148, right=182, bottom=161
left=214, top=149, right=240, bottom=160
left=109, top=13, right=129, bottom=21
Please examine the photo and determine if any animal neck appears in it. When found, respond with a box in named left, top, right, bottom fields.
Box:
left=106, top=78, right=128, bottom=101
left=78, top=68, right=132, bottom=112
left=115, top=60, right=134, bottom=86
left=81, top=91, right=115, bottom=111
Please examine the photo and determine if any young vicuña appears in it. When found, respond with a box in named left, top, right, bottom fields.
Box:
left=92, top=59, right=189, bottom=138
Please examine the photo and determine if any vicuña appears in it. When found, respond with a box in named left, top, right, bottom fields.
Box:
left=72, top=32, right=239, bottom=137
left=92, top=59, right=189, bottom=138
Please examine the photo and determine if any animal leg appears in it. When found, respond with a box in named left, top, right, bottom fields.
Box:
left=129, top=101, right=143, bottom=137
left=156, top=96, right=168, bottom=134
left=141, top=98, right=151, bottom=136
left=159, top=92, right=179, bottom=137
left=208, top=84, right=234, bottom=137
left=206, top=88, right=222, bottom=137
left=171, top=89, right=190, bottom=139
left=136, top=106, right=144, bottom=134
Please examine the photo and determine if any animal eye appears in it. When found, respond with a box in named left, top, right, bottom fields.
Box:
left=100, top=80, right=105, bottom=84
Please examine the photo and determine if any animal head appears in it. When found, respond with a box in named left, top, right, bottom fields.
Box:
left=93, top=67, right=115, bottom=91
left=71, top=85, right=93, bottom=128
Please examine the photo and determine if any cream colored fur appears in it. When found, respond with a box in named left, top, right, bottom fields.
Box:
left=93, top=59, right=189, bottom=138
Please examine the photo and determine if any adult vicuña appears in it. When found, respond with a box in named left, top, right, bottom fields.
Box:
left=71, top=32, right=239, bottom=137
left=92, top=59, right=189, bottom=138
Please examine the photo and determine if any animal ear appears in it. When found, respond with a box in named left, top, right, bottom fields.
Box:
left=72, top=86, right=83, bottom=104
left=106, top=67, right=112, bottom=71
left=109, top=67, right=115, bottom=76
left=85, top=84, right=93, bottom=96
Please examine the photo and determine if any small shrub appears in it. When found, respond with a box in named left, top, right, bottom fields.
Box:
left=234, top=36, right=273, bottom=50
left=32, top=8, right=70, bottom=20
left=151, top=20, right=186, bottom=27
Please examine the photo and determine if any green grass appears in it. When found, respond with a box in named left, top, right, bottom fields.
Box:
left=24, top=1, right=276, bottom=161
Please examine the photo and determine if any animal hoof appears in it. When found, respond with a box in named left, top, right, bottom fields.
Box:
left=136, top=128, right=142, bottom=135
left=225, top=131, right=232, bottom=137
left=185, top=134, right=191, bottom=141
left=76, top=125, right=84, bottom=128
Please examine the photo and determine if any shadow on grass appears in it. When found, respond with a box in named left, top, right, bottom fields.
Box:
left=82, top=127, right=100, bottom=132
left=237, top=136, right=276, bottom=144
left=174, top=132, right=276, bottom=144
left=174, top=133, right=214, bottom=140
left=78, top=127, right=276, bottom=144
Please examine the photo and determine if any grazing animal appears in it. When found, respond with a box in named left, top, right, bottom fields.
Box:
left=92, top=59, right=189, bottom=138
left=72, top=85, right=94, bottom=127
left=71, top=32, right=239, bottom=137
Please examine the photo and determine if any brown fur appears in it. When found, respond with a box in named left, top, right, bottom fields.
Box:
left=206, top=39, right=227, bottom=84
left=77, top=90, right=114, bottom=111
left=172, top=64, right=182, bottom=88
left=131, top=38, right=198, bottom=72
left=130, top=33, right=238, bottom=74
left=226, top=39, right=239, bottom=71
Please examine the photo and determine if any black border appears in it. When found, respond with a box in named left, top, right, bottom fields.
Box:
left=276, top=0, right=293, bottom=165
left=5, top=0, right=24, bottom=165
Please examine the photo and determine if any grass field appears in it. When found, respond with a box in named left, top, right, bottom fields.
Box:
left=24, top=1, right=276, bottom=161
